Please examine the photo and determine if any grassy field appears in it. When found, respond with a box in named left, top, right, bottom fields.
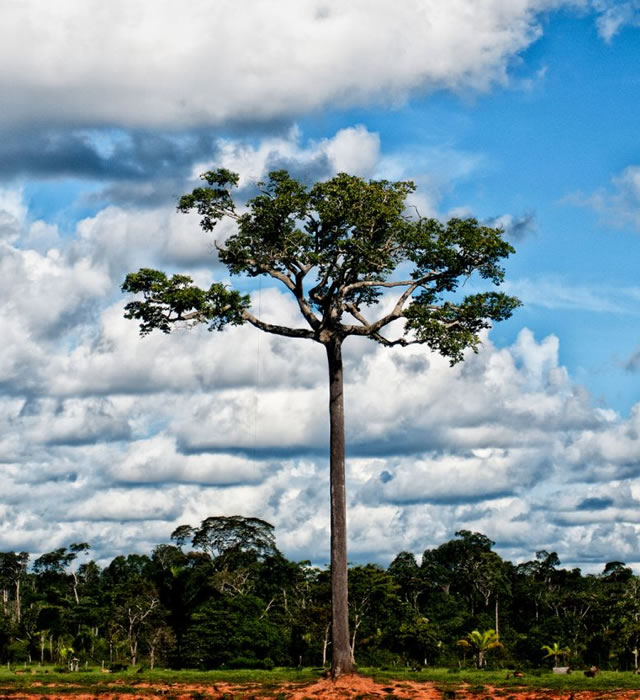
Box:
left=0, top=666, right=318, bottom=696
left=0, top=665, right=639, bottom=695
left=368, top=666, right=640, bottom=692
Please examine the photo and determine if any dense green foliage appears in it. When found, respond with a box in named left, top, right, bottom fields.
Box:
left=122, top=168, right=521, bottom=357
left=1, top=520, right=638, bottom=672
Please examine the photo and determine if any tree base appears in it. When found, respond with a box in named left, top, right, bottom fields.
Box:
left=330, top=661, right=358, bottom=681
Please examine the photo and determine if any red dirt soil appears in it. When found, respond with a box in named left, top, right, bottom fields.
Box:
left=5, top=675, right=640, bottom=700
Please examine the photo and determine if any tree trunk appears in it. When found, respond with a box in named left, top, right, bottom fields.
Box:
left=15, top=578, right=21, bottom=624
left=322, top=622, right=331, bottom=667
left=326, top=338, right=355, bottom=679
left=350, top=617, right=361, bottom=664
left=495, top=596, right=499, bottom=637
left=72, top=572, right=79, bottom=605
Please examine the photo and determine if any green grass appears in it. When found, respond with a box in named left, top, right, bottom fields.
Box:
left=365, top=666, right=640, bottom=692
left=0, top=666, right=319, bottom=695
left=0, top=665, right=639, bottom=695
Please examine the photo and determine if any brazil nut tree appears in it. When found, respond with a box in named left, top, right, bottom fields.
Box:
left=122, top=169, right=520, bottom=677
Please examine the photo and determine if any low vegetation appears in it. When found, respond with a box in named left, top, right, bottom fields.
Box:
left=1, top=666, right=640, bottom=696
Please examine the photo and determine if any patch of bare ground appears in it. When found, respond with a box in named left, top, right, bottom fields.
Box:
left=3, top=676, right=640, bottom=700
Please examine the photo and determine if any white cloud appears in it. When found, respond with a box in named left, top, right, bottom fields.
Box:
left=3, top=251, right=640, bottom=569
left=568, top=164, right=640, bottom=233
left=324, top=126, right=380, bottom=177
left=0, top=1, right=585, bottom=129
left=2, top=190, right=639, bottom=570
left=64, top=488, right=184, bottom=522
left=3, top=127, right=640, bottom=571
left=19, top=397, right=131, bottom=446
left=111, top=435, right=268, bottom=485
left=593, top=0, right=640, bottom=42
left=194, top=125, right=380, bottom=187
left=0, top=186, right=26, bottom=242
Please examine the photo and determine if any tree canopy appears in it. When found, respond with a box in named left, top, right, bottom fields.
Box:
left=122, top=169, right=520, bottom=357
left=1, top=526, right=638, bottom=672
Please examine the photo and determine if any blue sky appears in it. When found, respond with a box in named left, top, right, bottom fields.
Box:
left=1, top=0, right=640, bottom=571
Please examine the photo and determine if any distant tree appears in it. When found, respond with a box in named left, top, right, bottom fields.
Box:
left=602, top=561, right=633, bottom=583
left=171, top=516, right=277, bottom=571
left=0, top=552, right=28, bottom=625
left=422, top=530, right=495, bottom=605
left=181, top=595, right=285, bottom=669
left=470, top=551, right=511, bottom=635
left=388, top=552, right=422, bottom=611
left=105, top=556, right=161, bottom=667
left=514, top=550, right=561, bottom=623
left=122, top=169, right=520, bottom=676
left=33, top=547, right=77, bottom=575
left=458, top=629, right=502, bottom=668
left=347, top=564, right=397, bottom=662
left=397, top=616, right=441, bottom=667
left=542, top=641, right=570, bottom=667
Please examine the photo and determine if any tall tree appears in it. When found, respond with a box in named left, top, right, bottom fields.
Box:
left=0, top=552, right=28, bottom=625
left=171, top=516, right=277, bottom=571
left=458, top=628, right=502, bottom=668
left=122, top=169, right=520, bottom=677
left=542, top=641, right=570, bottom=668
left=388, top=551, right=422, bottom=611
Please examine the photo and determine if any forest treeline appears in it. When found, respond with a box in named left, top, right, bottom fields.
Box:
left=1, top=516, right=638, bottom=671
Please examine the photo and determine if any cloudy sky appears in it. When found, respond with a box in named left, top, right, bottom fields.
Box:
left=2, top=0, right=640, bottom=572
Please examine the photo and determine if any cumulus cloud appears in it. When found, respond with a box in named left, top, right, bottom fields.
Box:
left=593, top=0, right=640, bottom=42
left=3, top=113, right=640, bottom=570
left=194, top=125, right=381, bottom=188
left=4, top=240, right=640, bottom=568
left=569, top=164, right=640, bottom=232
left=18, top=397, right=131, bottom=446
left=111, top=436, right=269, bottom=485
left=0, top=1, right=585, bottom=131
left=0, top=187, right=27, bottom=242
left=3, top=178, right=640, bottom=569
left=485, top=211, right=537, bottom=241
left=0, top=245, right=110, bottom=339
left=0, top=128, right=211, bottom=184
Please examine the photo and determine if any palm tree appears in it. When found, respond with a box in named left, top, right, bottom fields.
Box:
left=458, top=629, right=502, bottom=668
left=542, top=641, right=570, bottom=667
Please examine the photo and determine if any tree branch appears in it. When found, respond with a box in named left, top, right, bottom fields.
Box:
left=293, top=271, right=321, bottom=331
left=242, top=310, right=315, bottom=339
left=341, top=278, right=422, bottom=336
left=341, top=278, right=424, bottom=295
left=344, top=303, right=371, bottom=329
left=217, top=243, right=320, bottom=330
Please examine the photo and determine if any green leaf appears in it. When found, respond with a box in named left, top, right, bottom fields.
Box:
left=121, top=268, right=249, bottom=336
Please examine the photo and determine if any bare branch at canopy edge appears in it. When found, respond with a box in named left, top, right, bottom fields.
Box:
left=242, top=310, right=315, bottom=340
left=340, top=277, right=435, bottom=296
